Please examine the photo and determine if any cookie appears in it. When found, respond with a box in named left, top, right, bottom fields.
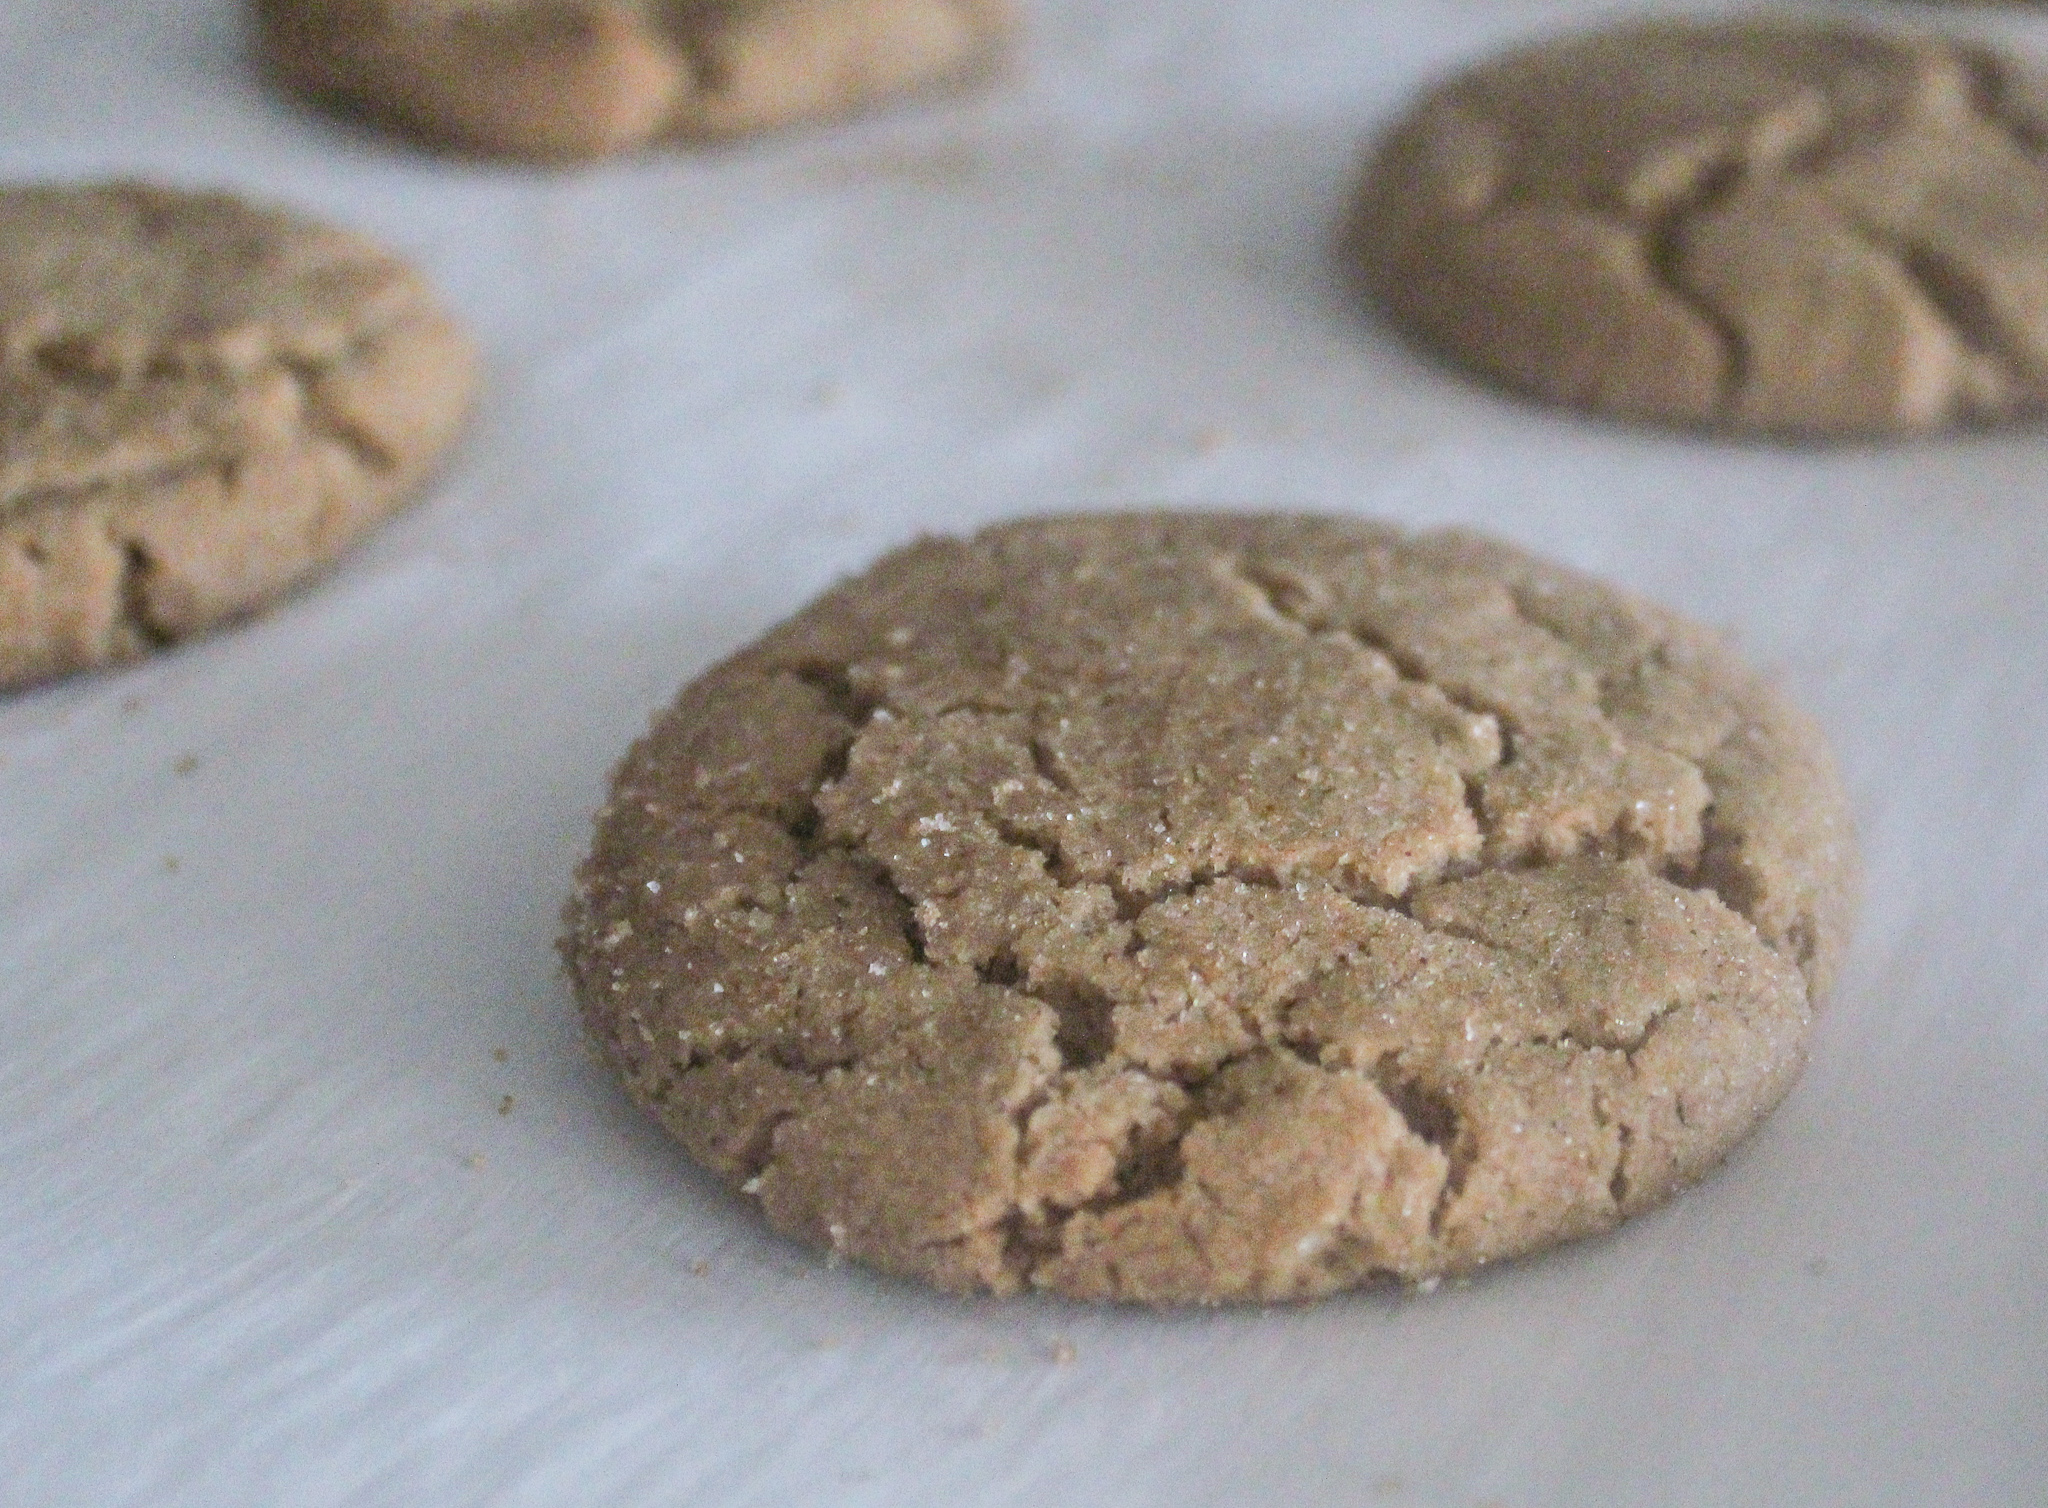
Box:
left=1348, top=20, right=2048, bottom=438
left=0, top=182, right=476, bottom=691
left=563, top=513, right=1858, bottom=1303
left=254, top=0, right=1012, bottom=161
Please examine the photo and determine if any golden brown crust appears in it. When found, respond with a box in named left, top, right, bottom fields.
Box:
left=253, top=0, right=1014, bottom=161
left=0, top=182, right=477, bottom=690
left=1348, top=19, right=2048, bottom=438
left=564, top=513, right=1859, bottom=1302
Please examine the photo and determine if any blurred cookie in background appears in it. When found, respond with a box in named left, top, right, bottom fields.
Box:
left=0, top=182, right=476, bottom=691
left=1348, top=19, right=2048, bottom=439
left=254, top=0, right=1013, bottom=161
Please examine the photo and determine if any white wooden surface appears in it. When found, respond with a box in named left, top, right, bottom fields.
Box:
left=2, top=2, right=2043, bottom=1503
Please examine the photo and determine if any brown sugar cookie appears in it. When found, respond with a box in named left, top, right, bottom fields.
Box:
left=253, top=0, right=1013, bottom=161
left=0, top=182, right=476, bottom=691
left=1348, top=19, right=2048, bottom=438
left=563, top=513, right=1858, bottom=1303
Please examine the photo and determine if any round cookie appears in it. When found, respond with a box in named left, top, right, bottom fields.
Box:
left=563, top=513, right=1858, bottom=1303
left=1348, top=19, right=2048, bottom=439
left=254, top=0, right=1012, bottom=161
left=0, top=182, right=476, bottom=691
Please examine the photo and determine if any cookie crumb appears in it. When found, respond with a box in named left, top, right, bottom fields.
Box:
left=497, top=1094, right=515, bottom=1116
left=163, top=855, right=180, bottom=873
left=688, top=1258, right=711, bottom=1277
left=464, top=1153, right=486, bottom=1170
left=172, top=753, right=199, bottom=775
left=119, top=695, right=143, bottom=715
left=492, top=1047, right=509, bottom=1063
left=1047, top=1338, right=1077, bottom=1365
left=1370, top=1474, right=1404, bottom=1498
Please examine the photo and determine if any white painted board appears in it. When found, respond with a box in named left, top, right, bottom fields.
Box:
left=3, top=2, right=2043, bottom=1503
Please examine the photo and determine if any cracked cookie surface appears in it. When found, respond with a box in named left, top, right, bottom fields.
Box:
left=0, top=182, right=476, bottom=691
left=254, top=0, right=1012, bottom=161
left=564, top=513, right=1857, bottom=1302
left=1349, top=19, right=2048, bottom=438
